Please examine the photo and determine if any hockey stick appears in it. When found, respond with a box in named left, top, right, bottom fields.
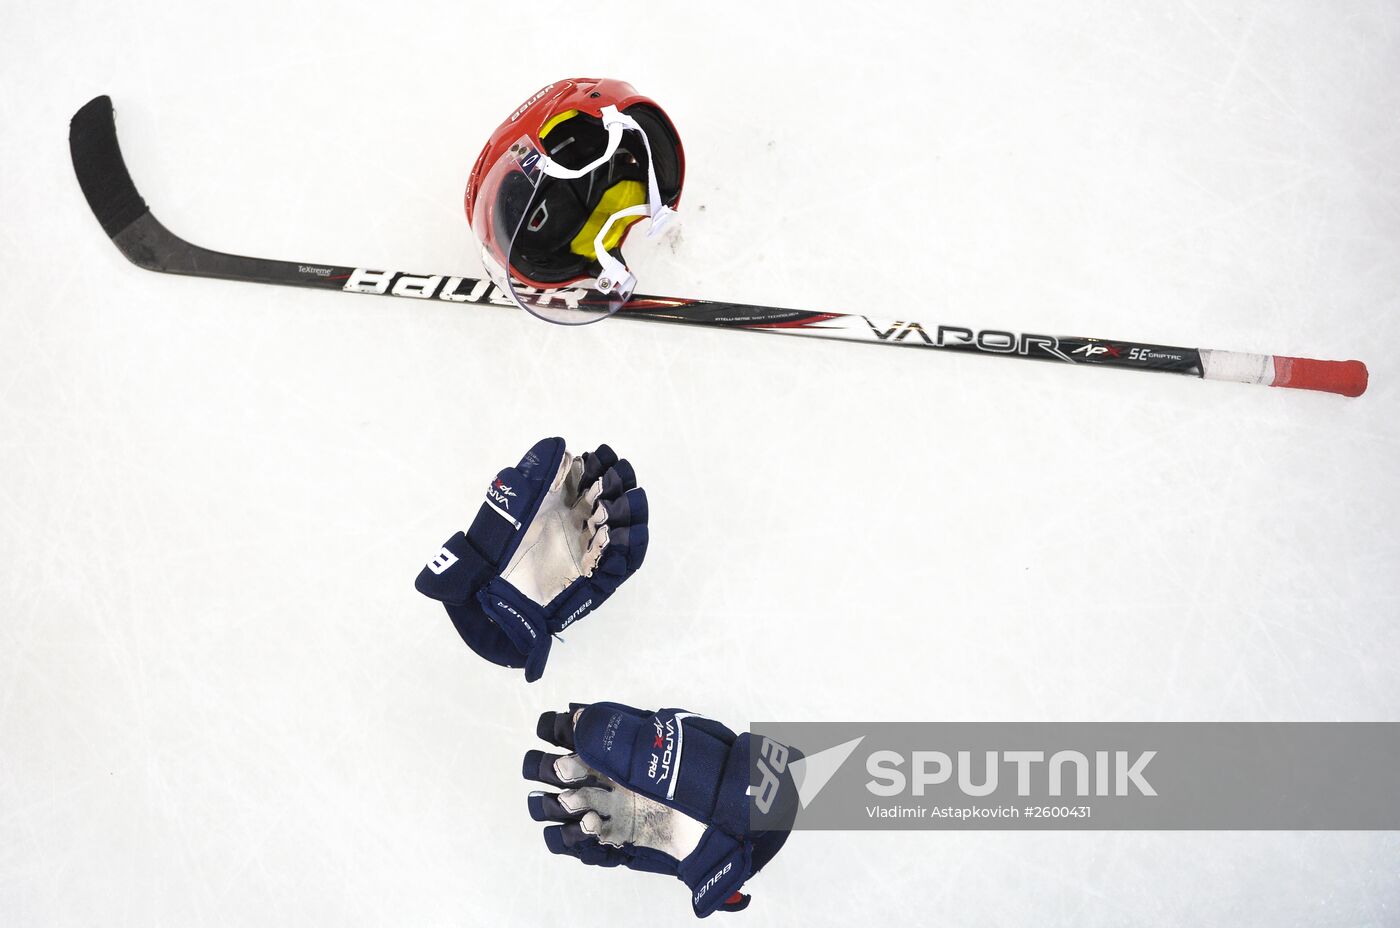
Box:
left=69, top=95, right=1368, bottom=398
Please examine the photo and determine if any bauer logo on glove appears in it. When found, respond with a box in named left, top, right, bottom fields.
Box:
left=414, top=437, right=648, bottom=682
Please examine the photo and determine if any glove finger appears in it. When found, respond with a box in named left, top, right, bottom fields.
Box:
left=528, top=791, right=581, bottom=823
left=598, top=459, right=637, bottom=501
left=542, top=824, right=631, bottom=868
left=531, top=787, right=617, bottom=825
left=586, top=501, right=608, bottom=536
left=593, top=487, right=647, bottom=531
left=597, top=525, right=648, bottom=576
left=561, top=784, right=615, bottom=814
left=536, top=710, right=577, bottom=750
left=580, top=524, right=609, bottom=576
left=543, top=823, right=582, bottom=854
left=523, top=750, right=596, bottom=788
left=576, top=810, right=612, bottom=843
left=582, top=478, right=602, bottom=508
left=548, top=819, right=606, bottom=851
left=579, top=445, right=618, bottom=487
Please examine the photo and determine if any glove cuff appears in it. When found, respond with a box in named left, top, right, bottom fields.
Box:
left=682, top=732, right=795, bottom=915
left=679, top=830, right=752, bottom=918
left=478, top=578, right=553, bottom=682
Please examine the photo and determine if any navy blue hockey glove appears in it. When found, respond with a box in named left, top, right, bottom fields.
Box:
left=524, top=703, right=799, bottom=917
left=414, top=438, right=648, bottom=682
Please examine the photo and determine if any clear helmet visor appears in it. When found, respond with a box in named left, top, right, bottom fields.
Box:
left=470, top=106, right=675, bottom=326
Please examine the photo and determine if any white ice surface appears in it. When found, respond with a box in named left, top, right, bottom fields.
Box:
left=2, top=1, right=1399, bottom=925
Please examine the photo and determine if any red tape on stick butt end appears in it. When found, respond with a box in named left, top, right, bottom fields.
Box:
left=1271, top=356, right=1369, bottom=397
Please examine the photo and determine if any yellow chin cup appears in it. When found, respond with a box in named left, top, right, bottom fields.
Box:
left=569, top=180, right=645, bottom=261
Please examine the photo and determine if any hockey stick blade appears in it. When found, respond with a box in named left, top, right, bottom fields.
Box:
left=69, top=95, right=1368, bottom=398
left=69, top=95, right=364, bottom=290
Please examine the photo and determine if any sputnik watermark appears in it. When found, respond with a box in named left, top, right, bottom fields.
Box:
left=749, top=723, right=1400, bottom=830
left=865, top=749, right=1156, bottom=797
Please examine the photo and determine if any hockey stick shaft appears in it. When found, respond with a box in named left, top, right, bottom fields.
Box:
left=69, top=95, right=1368, bottom=398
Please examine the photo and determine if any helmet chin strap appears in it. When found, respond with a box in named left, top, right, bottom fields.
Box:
left=536, top=105, right=676, bottom=298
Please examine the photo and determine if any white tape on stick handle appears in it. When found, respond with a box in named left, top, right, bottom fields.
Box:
left=1200, top=350, right=1274, bottom=386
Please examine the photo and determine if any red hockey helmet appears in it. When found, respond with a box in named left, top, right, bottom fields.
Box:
left=465, top=78, right=685, bottom=324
